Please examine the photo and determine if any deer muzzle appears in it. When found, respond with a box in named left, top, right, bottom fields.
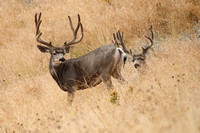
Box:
left=59, top=57, right=65, bottom=62
left=134, top=63, right=140, bottom=68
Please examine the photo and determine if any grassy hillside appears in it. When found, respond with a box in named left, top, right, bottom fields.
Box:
left=0, top=0, right=200, bottom=132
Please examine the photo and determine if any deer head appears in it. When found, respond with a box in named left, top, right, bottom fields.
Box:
left=112, top=25, right=154, bottom=69
left=35, top=12, right=83, bottom=66
left=132, top=25, right=154, bottom=68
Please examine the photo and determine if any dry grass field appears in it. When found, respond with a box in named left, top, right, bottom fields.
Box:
left=0, top=0, right=200, bottom=133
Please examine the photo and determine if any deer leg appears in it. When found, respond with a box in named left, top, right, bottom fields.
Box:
left=100, top=74, right=114, bottom=92
left=112, top=68, right=126, bottom=84
left=117, top=76, right=126, bottom=84
left=67, top=89, right=75, bottom=105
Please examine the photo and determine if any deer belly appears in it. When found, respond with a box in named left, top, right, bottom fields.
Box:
left=76, top=74, right=102, bottom=90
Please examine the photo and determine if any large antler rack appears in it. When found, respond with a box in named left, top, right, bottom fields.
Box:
left=141, top=25, right=154, bottom=56
left=112, top=30, right=131, bottom=54
left=35, top=12, right=84, bottom=49
left=64, top=14, right=84, bottom=47
left=35, top=12, right=54, bottom=48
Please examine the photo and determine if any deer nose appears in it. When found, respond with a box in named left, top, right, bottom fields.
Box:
left=59, top=57, right=65, bottom=62
left=134, top=64, right=140, bottom=68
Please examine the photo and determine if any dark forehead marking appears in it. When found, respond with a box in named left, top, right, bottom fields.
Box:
left=54, top=47, right=64, bottom=53
left=132, top=55, right=145, bottom=60
left=133, top=56, right=143, bottom=59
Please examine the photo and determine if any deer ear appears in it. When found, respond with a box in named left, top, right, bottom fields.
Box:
left=64, top=46, right=70, bottom=53
left=37, top=45, right=50, bottom=53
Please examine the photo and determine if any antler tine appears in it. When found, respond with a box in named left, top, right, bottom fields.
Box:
left=142, top=25, right=154, bottom=55
left=149, top=25, right=154, bottom=40
left=35, top=12, right=53, bottom=48
left=116, top=30, right=122, bottom=42
left=35, top=13, right=40, bottom=34
left=112, top=32, right=119, bottom=46
left=64, top=14, right=84, bottom=47
left=35, top=13, right=42, bottom=35
left=116, top=30, right=130, bottom=54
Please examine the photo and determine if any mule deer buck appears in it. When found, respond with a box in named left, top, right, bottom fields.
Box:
left=35, top=13, right=127, bottom=104
left=112, top=25, right=154, bottom=69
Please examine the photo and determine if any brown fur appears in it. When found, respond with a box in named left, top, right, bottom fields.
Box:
left=39, top=44, right=126, bottom=104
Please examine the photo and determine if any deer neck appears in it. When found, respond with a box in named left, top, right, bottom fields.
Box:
left=49, top=56, right=65, bottom=89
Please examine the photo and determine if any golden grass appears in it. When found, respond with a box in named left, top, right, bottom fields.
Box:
left=0, top=0, right=200, bottom=132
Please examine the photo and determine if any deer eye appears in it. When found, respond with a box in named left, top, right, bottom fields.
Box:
left=132, top=58, right=137, bottom=61
left=53, top=52, right=57, bottom=55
